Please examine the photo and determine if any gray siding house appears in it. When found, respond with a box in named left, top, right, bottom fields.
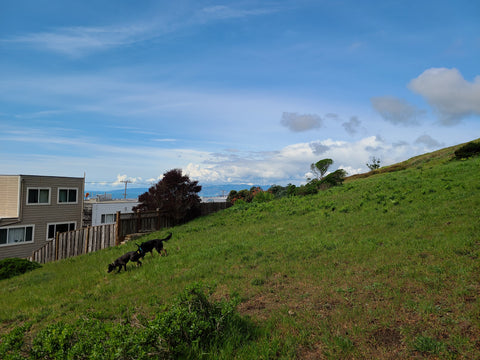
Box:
left=0, top=175, right=84, bottom=260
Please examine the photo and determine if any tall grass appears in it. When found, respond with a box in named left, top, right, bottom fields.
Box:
left=1, top=147, right=479, bottom=358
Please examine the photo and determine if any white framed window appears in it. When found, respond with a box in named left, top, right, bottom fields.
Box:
left=0, top=225, right=34, bottom=246
left=58, top=188, right=78, bottom=204
left=101, top=213, right=116, bottom=224
left=27, top=188, right=51, bottom=205
left=47, top=222, right=76, bottom=241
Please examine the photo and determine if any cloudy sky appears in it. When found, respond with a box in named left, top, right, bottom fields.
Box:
left=1, top=0, right=479, bottom=190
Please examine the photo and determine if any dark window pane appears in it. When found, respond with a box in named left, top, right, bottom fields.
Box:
left=0, top=230, right=7, bottom=244
left=48, top=225, right=55, bottom=239
left=28, top=189, right=38, bottom=203
left=26, top=227, right=33, bottom=241
left=56, top=223, right=69, bottom=233
left=68, top=189, right=77, bottom=202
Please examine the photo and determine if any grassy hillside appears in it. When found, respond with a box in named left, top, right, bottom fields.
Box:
left=1, top=140, right=479, bottom=359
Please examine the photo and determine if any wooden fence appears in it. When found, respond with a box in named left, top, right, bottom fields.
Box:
left=31, top=202, right=232, bottom=264
left=31, top=224, right=116, bottom=264
left=116, top=210, right=174, bottom=243
left=199, top=201, right=232, bottom=216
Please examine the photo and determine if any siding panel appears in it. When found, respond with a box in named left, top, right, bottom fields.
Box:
left=0, top=176, right=20, bottom=218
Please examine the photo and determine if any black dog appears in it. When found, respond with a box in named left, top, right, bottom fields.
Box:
left=136, top=232, right=172, bottom=258
left=108, top=250, right=143, bottom=273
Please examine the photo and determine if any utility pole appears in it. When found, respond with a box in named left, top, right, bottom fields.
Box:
left=121, top=180, right=131, bottom=199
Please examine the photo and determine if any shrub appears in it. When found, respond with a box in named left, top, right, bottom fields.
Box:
left=31, top=319, right=164, bottom=360
left=454, top=142, right=480, bottom=160
left=0, top=258, right=41, bottom=280
left=296, top=181, right=320, bottom=196
left=268, top=185, right=288, bottom=198
left=322, top=169, right=347, bottom=186
left=228, top=187, right=267, bottom=204
left=366, top=156, right=381, bottom=170
left=151, top=283, right=252, bottom=357
left=0, top=323, right=31, bottom=359
left=252, top=190, right=274, bottom=203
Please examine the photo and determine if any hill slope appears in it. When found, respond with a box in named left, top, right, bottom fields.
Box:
left=1, top=140, right=479, bottom=359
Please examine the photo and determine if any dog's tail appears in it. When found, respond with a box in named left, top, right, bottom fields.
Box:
left=163, top=232, right=172, bottom=242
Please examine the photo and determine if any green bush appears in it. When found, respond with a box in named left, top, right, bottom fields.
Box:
left=0, top=323, right=31, bottom=359
left=454, top=142, right=480, bottom=159
left=0, top=258, right=41, bottom=280
left=296, top=181, right=319, bottom=196
left=322, top=169, right=347, bottom=186
left=252, top=191, right=274, bottom=203
left=151, top=283, right=253, bottom=357
left=31, top=319, right=164, bottom=360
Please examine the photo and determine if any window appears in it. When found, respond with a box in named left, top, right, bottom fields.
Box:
left=0, top=226, right=34, bottom=246
left=58, top=188, right=78, bottom=204
left=27, top=188, right=50, bottom=204
left=101, top=213, right=116, bottom=224
left=47, top=222, right=75, bottom=240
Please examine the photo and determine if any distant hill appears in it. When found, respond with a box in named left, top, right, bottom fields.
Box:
left=85, top=184, right=270, bottom=200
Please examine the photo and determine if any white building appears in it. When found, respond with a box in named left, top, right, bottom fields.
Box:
left=86, top=199, right=140, bottom=226
left=201, top=196, right=228, bottom=203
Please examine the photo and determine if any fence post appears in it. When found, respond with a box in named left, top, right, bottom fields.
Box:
left=84, top=227, right=90, bottom=254
left=55, top=232, right=60, bottom=261
left=135, top=210, right=140, bottom=233
left=115, top=211, right=121, bottom=246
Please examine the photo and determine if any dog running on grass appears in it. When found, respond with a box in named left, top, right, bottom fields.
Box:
left=108, top=250, right=143, bottom=273
left=136, top=232, right=172, bottom=258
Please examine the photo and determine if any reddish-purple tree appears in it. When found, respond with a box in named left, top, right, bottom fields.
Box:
left=134, top=169, right=202, bottom=224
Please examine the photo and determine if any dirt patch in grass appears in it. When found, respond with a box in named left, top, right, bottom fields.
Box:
left=297, top=341, right=325, bottom=360
left=371, top=327, right=402, bottom=347
left=237, top=273, right=327, bottom=320
left=238, top=293, right=270, bottom=320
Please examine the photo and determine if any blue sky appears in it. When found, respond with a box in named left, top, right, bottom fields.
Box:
left=1, top=0, right=479, bottom=190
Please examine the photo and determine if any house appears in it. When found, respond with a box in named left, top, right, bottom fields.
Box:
left=0, top=175, right=84, bottom=260
left=83, top=197, right=140, bottom=227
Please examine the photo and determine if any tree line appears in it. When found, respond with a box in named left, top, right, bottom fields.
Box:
left=134, top=158, right=373, bottom=222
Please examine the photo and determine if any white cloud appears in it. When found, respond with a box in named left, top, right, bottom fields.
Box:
left=181, top=136, right=420, bottom=185
left=408, top=68, right=480, bottom=125
left=3, top=25, right=151, bottom=57
left=3, top=4, right=279, bottom=57
left=112, top=174, right=144, bottom=187
left=371, top=96, right=424, bottom=126
left=281, top=112, right=323, bottom=132
left=198, top=5, right=278, bottom=21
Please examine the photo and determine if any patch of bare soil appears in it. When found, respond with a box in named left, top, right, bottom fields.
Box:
left=297, top=342, right=325, bottom=360
left=371, top=327, right=402, bottom=347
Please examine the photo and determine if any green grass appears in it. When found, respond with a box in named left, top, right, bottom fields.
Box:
left=1, top=140, right=480, bottom=359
